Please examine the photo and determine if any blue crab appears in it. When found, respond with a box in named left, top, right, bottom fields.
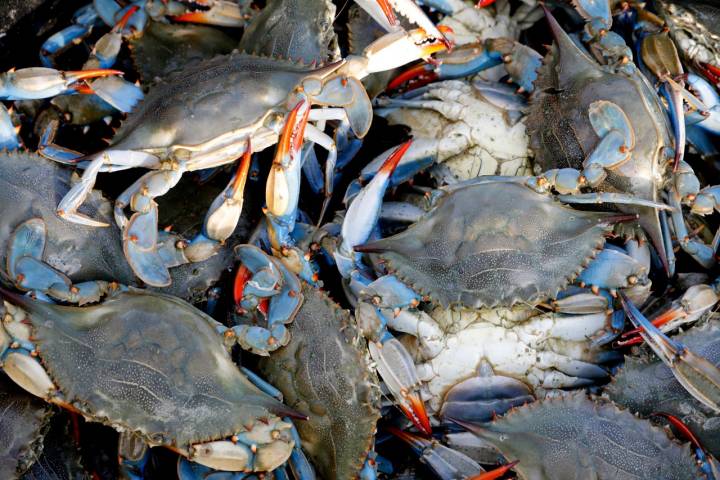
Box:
left=452, top=393, right=702, bottom=479
left=0, top=288, right=300, bottom=473
left=0, top=150, right=236, bottom=305
left=237, top=246, right=382, bottom=479
left=40, top=25, right=448, bottom=290
left=608, top=314, right=720, bottom=457
left=327, top=145, right=660, bottom=434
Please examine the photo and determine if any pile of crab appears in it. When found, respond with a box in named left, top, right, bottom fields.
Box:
left=3, top=0, right=720, bottom=478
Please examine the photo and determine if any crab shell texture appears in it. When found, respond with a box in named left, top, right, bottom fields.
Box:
left=110, top=52, right=340, bottom=152
left=527, top=15, right=671, bottom=256
left=464, top=392, right=700, bottom=480
left=657, top=0, right=720, bottom=64
left=129, top=22, right=238, bottom=84
left=0, top=374, right=52, bottom=479
left=0, top=151, right=233, bottom=302
left=22, top=413, right=86, bottom=480
left=607, top=318, right=720, bottom=457
left=259, top=285, right=380, bottom=480
left=239, top=0, right=339, bottom=65
left=361, top=181, right=615, bottom=309
left=4, top=290, right=295, bottom=456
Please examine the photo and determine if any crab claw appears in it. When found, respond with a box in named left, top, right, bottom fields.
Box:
left=356, top=0, right=451, bottom=50
left=475, top=0, right=497, bottom=7
left=345, top=27, right=451, bottom=79
left=469, top=461, right=520, bottom=480
left=337, top=140, right=411, bottom=270
left=203, top=141, right=252, bottom=242
left=641, top=32, right=686, bottom=172
left=354, top=0, right=398, bottom=31
left=388, top=426, right=485, bottom=478
left=0, top=67, right=123, bottom=100
left=619, top=292, right=720, bottom=412
left=369, top=337, right=431, bottom=435
left=170, top=0, right=246, bottom=27
left=620, top=284, right=719, bottom=345
left=265, top=100, right=310, bottom=250
left=700, top=62, right=720, bottom=85
left=653, top=412, right=720, bottom=479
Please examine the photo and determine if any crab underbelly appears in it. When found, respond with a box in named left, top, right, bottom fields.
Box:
left=418, top=323, right=538, bottom=412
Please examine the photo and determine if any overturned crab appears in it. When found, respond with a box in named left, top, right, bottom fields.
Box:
left=329, top=148, right=657, bottom=432
left=0, top=288, right=300, bottom=473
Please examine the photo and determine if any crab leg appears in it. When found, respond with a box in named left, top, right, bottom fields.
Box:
left=0, top=67, right=122, bottom=100
left=619, top=292, right=720, bottom=412
left=388, top=39, right=541, bottom=93
left=641, top=31, right=686, bottom=171
left=666, top=191, right=716, bottom=269
left=170, top=0, right=248, bottom=27
left=619, top=284, right=719, bottom=346
left=388, top=426, right=485, bottom=479
left=369, top=338, right=431, bottom=435
left=335, top=140, right=411, bottom=277
left=39, top=4, right=100, bottom=67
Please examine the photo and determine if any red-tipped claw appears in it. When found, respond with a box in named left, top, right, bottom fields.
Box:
left=65, top=69, right=124, bottom=83
left=399, top=391, right=433, bottom=436
left=115, top=5, right=140, bottom=32
left=469, top=460, right=519, bottom=480
left=387, top=64, right=437, bottom=92
left=475, top=0, right=497, bottom=7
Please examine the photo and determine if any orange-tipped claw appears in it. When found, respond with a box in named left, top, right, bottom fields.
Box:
left=470, top=460, right=519, bottom=480
left=171, top=11, right=213, bottom=23
left=399, top=390, right=432, bottom=436
left=618, top=305, right=686, bottom=346
left=277, top=99, right=311, bottom=161
left=231, top=141, right=252, bottom=196
left=115, top=5, right=140, bottom=31
left=376, top=0, right=398, bottom=26
left=66, top=69, right=123, bottom=83
left=380, top=139, right=413, bottom=176
left=71, top=82, right=95, bottom=95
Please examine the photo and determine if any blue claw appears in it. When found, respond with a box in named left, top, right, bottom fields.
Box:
left=577, top=248, right=647, bottom=291
left=8, top=219, right=46, bottom=280
left=388, top=427, right=485, bottom=479
left=39, top=3, right=100, bottom=67
left=232, top=245, right=303, bottom=355
left=90, top=76, right=144, bottom=113
left=687, top=73, right=720, bottom=136
left=336, top=140, right=412, bottom=277
left=0, top=67, right=123, bottom=101
left=620, top=292, right=720, bottom=412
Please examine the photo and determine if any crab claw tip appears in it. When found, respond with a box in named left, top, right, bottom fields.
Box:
left=399, top=392, right=432, bottom=436
left=469, top=460, right=520, bottom=480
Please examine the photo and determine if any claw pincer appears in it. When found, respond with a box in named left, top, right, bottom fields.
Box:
left=620, top=291, right=720, bottom=412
